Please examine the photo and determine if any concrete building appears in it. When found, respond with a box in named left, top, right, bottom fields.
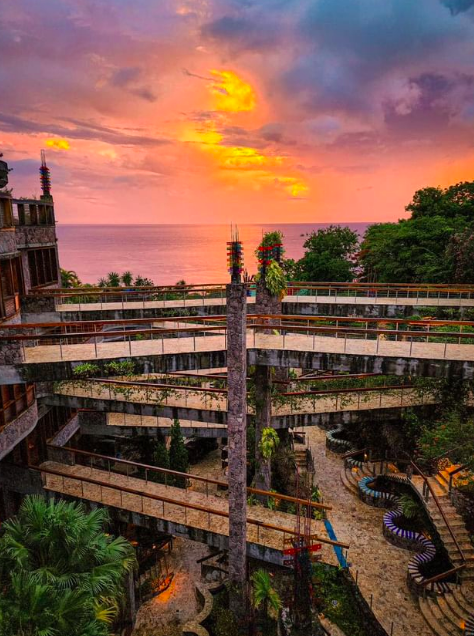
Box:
left=0, top=154, right=78, bottom=517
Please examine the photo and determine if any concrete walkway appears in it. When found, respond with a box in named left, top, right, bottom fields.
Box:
left=305, top=426, right=433, bottom=636
left=56, top=293, right=474, bottom=313
left=22, top=331, right=474, bottom=364
left=56, top=381, right=434, bottom=418
left=40, top=460, right=332, bottom=563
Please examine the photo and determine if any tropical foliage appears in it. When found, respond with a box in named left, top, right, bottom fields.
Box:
left=149, top=435, right=170, bottom=484
left=61, top=268, right=82, bottom=288
left=418, top=411, right=474, bottom=471
left=399, top=494, right=421, bottom=520
left=287, top=226, right=359, bottom=282
left=259, top=428, right=280, bottom=460
left=0, top=496, right=136, bottom=636
left=250, top=569, right=282, bottom=621
left=97, top=272, right=155, bottom=287
left=360, top=181, right=474, bottom=283
left=256, top=231, right=287, bottom=297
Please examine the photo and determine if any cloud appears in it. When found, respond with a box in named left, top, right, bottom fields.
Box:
left=209, top=70, right=256, bottom=112
left=110, top=66, right=158, bottom=102
left=0, top=113, right=170, bottom=147
left=441, top=0, right=474, bottom=15
left=46, top=138, right=70, bottom=151
left=201, top=15, right=280, bottom=51
left=274, top=0, right=474, bottom=134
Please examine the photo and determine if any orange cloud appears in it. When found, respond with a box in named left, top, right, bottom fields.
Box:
left=210, top=70, right=256, bottom=113
left=46, top=138, right=70, bottom=150
left=183, top=71, right=308, bottom=198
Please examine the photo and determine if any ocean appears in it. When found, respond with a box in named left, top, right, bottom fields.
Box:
left=56, top=223, right=371, bottom=286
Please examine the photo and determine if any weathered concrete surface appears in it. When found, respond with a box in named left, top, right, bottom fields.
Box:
left=40, top=461, right=331, bottom=567
left=226, top=282, right=248, bottom=617
left=249, top=348, right=474, bottom=380
left=49, top=413, right=79, bottom=447
left=75, top=402, right=436, bottom=440
left=0, top=401, right=38, bottom=460
left=15, top=226, right=57, bottom=249
left=254, top=365, right=272, bottom=493
left=0, top=228, right=18, bottom=256
left=59, top=305, right=227, bottom=323
left=4, top=330, right=474, bottom=383
left=41, top=391, right=229, bottom=425
left=1, top=350, right=228, bottom=384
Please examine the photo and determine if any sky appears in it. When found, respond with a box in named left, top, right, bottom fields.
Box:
left=1, top=0, right=474, bottom=224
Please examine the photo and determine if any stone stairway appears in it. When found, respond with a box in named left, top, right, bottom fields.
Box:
left=338, top=453, right=474, bottom=636
left=411, top=474, right=474, bottom=582
left=340, top=461, right=376, bottom=496
left=419, top=584, right=474, bottom=636
left=294, top=441, right=310, bottom=474
left=411, top=473, right=474, bottom=636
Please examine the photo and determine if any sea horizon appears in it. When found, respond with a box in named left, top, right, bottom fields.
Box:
left=56, top=222, right=371, bottom=286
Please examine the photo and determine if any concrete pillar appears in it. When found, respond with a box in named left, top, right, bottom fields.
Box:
left=254, top=365, right=272, bottom=494
left=226, top=282, right=248, bottom=621
left=255, top=275, right=281, bottom=318
left=253, top=273, right=282, bottom=496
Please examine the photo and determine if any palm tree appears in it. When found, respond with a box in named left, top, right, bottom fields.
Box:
left=121, top=271, right=133, bottom=286
left=106, top=272, right=121, bottom=287
left=97, top=277, right=108, bottom=288
left=61, top=268, right=82, bottom=288
left=251, top=569, right=282, bottom=622
left=0, top=496, right=136, bottom=636
left=134, top=275, right=154, bottom=287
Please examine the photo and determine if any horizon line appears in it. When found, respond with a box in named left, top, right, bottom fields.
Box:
left=56, top=221, right=375, bottom=226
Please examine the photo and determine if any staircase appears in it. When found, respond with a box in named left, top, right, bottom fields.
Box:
left=339, top=452, right=474, bottom=636
left=411, top=471, right=474, bottom=636
left=340, top=461, right=376, bottom=496
left=411, top=474, right=474, bottom=582
left=419, top=584, right=474, bottom=636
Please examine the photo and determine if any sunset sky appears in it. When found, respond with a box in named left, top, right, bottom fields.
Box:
left=1, top=0, right=474, bottom=224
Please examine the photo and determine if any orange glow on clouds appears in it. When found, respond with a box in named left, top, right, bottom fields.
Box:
left=182, top=70, right=308, bottom=198
left=210, top=70, right=256, bottom=113
left=46, top=138, right=70, bottom=150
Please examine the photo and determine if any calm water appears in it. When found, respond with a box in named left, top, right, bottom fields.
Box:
left=56, top=223, right=371, bottom=286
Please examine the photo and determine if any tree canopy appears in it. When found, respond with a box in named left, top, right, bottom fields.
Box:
left=290, top=226, right=359, bottom=282
left=360, top=180, right=474, bottom=283
left=0, top=496, right=136, bottom=636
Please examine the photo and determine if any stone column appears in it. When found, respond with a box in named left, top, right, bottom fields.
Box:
left=226, top=282, right=248, bottom=621
left=255, top=275, right=281, bottom=318
left=253, top=276, right=282, bottom=495
left=254, top=364, right=272, bottom=494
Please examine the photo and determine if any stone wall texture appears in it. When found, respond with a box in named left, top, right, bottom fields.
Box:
left=15, top=226, right=57, bottom=248
left=0, top=401, right=38, bottom=460
left=0, top=229, right=18, bottom=256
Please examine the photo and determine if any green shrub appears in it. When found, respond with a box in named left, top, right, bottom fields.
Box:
left=72, top=363, right=100, bottom=378
left=104, top=360, right=135, bottom=377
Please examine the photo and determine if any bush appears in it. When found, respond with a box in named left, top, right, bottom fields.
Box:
left=214, top=608, right=239, bottom=636
left=72, top=362, right=100, bottom=378
left=104, top=361, right=135, bottom=377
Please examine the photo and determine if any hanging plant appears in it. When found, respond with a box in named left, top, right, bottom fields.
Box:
left=259, top=427, right=280, bottom=460
left=263, top=261, right=287, bottom=298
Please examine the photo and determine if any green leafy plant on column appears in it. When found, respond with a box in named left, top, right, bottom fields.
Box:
left=251, top=569, right=282, bottom=622
left=259, top=428, right=280, bottom=460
